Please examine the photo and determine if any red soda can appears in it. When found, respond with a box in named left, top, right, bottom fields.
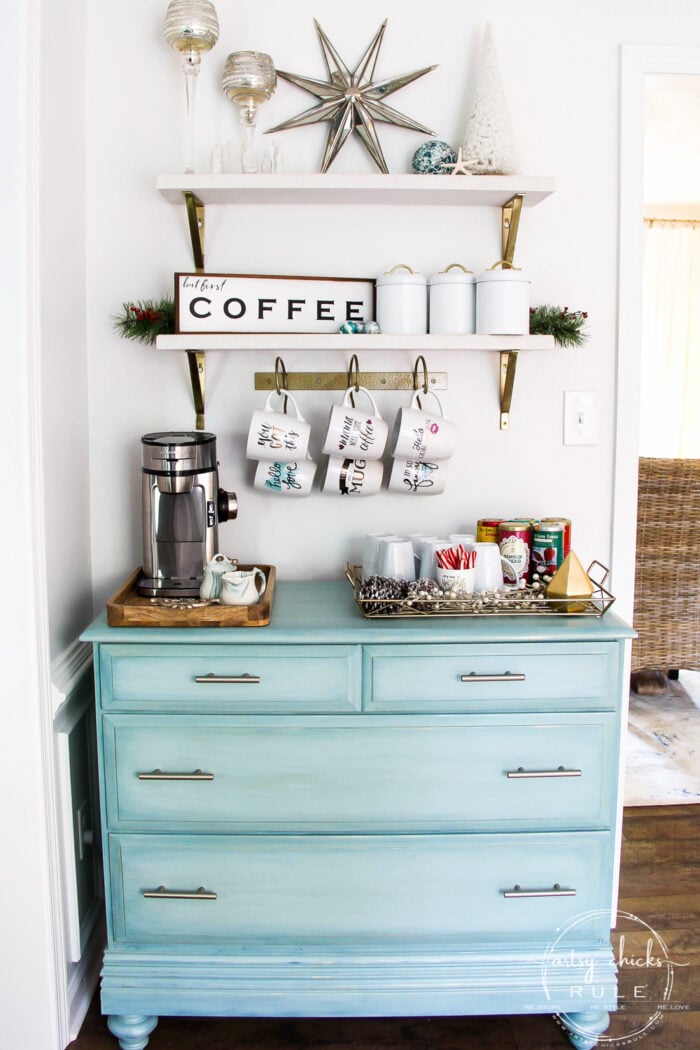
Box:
left=541, top=517, right=571, bottom=556
left=476, top=518, right=502, bottom=543
left=497, top=520, right=532, bottom=585
left=530, top=522, right=566, bottom=578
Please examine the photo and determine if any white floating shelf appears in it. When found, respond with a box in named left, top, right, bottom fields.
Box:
left=156, top=173, right=555, bottom=208
left=155, top=333, right=555, bottom=352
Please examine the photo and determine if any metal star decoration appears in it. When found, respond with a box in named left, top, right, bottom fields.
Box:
left=265, top=20, right=437, bottom=173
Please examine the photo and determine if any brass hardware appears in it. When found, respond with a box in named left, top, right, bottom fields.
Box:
left=503, top=884, right=576, bottom=898
left=194, top=673, right=261, bottom=684
left=254, top=370, right=447, bottom=392
left=489, top=259, right=523, bottom=272
left=144, top=885, right=217, bottom=900
left=506, top=766, right=582, bottom=779
left=274, top=356, right=289, bottom=412
left=441, top=262, right=473, bottom=274
left=138, top=769, right=215, bottom=781
left=385, top=263, right=417, bottom=274
left=412, top=354, right=429, bottom=396
left=501, top=194, right=523, bottom=268
left=347, top=353, right=360, bottom=406
left=499, top=350, right=518, bottom=430
left=186, top=350, right=206, bottom=430
left=184, top=192, right=205, bottom=272
left=460, top=672, right=525, bottom=683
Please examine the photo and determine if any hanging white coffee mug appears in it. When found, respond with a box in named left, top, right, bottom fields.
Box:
left=253, top=457, right=317, bottom=497
left=322, top=386, right=388, bottom=460
left=322, top=456, right=383, bottom=497
left=391, top=390, right=457, bottom=462
left=246, top=390, right=311, bottom=461
left=220, top=567, right=266, bottom=606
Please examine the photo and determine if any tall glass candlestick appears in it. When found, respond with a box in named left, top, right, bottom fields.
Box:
left=221, top=51, right=276, bottom=173
left=163, top=0, right=219, bottom=172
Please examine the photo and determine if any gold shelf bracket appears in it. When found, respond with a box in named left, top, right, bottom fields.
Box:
left=499, top=350, right=518, bottom=430
left=186, top=350, right=206, bottom=430
left=184, top=191, right=205, bottom=272
left=502, top=194, right=523, bottom=268
left=254, top=370, right=447, bottom=392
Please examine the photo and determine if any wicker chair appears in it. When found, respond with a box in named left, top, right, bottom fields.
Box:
left=632, top=457, right=700, bottom=673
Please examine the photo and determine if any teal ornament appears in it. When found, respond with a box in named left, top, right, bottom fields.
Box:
left=411, top=140, right=458, bottom=174
left=339, top=321, right=361, bottom=334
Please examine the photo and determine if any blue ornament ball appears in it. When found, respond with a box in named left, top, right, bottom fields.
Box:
left=411, top=140, right=458, bottom=174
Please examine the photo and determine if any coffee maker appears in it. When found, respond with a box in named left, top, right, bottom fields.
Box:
left=137, top=431, right=237, bottom=598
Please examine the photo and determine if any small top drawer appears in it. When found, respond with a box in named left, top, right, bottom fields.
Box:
left=363, top=643, right=619, bottom=713
left=98, top=644, right=361, bottom=712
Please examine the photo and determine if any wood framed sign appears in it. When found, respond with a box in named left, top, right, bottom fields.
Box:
left=175, top=272, right=376, bottom=335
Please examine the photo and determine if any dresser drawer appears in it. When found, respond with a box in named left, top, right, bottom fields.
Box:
left=363, top=643, right=618, bottom=713
left=108, top=831, right=611, bottom=946
left=98, top=644, right=360, bottom=712
left=102, top=713, right=616, bottom=832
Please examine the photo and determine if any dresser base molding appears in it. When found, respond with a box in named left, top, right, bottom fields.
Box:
left=101, top=945, right=617, bottom=1046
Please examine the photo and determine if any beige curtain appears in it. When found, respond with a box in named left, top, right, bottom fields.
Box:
left=640, top=220, right=700, bottom=457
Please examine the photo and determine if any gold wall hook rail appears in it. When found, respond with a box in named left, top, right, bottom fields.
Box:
left=254, top=370, right=447, bottom=392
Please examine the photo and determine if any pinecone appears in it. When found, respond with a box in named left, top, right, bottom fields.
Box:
left=357, top=575, right=409, bottom=614
left=405, top=577, right=442, bottom=612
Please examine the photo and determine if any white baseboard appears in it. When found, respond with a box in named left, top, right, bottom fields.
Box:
left=67, top=914, right=105, bottom=1044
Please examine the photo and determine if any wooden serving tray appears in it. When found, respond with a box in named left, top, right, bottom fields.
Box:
left=106, top=566, right=276, bottom=628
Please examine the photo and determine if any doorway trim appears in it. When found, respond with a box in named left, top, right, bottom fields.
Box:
left=613, top=45, right=700, bottom=623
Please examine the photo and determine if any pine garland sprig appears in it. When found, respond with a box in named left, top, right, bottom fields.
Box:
left=529, top=304, right=589, bottom=348
left=113, top=297, right=175, bottom=345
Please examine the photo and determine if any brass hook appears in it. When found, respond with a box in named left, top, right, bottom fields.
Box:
left=347, top=353, right=360, bottom=408
left=274, top=356, right=289, bottom=412
left=412, top=355, right=429, bottom=407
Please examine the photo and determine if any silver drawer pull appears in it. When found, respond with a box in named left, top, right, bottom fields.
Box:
left=194, top=673, right=261, bottom=684
left=460, top=672, right=526, bottom=683
left=503, top=883, right=576, bottom=898
left=138, top=769, right=214, bottom=781
left=506, top=766, right=582, bottom=779
left=143, top=885, right=217, bottom=900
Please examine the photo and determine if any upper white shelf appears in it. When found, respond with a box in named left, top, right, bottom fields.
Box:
left=156, top=333, right=555, bottom=352
left=156, top=173, right=556, bottom=208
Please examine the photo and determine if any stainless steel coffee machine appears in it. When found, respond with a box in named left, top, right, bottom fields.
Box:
left=137, top=432, right=237, bottom=597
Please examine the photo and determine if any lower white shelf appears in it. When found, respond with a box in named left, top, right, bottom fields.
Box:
left=155, top=333, right=556, bottom=352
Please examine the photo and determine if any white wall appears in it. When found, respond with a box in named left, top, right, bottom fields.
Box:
left=85, top=0, right=700, bottom=609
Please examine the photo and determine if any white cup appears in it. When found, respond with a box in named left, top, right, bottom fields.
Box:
left=390, top=390, right=457, bottom=462
left=362, top=533, right=401, bottom=579
left=322, top=456, right=383, bottom=496
left=322, top=386, right=388, bottom=460
left=436, top=566, right=476, bottom=595
left=253, top=457, right=316, bottom=497
left=377, top=538, right=416, bottom=581
left=246, top=391, right=311, bottom=461
left=388, top=456, right=449, bottom=495
left=449, top=533, right=476, bottom=548
left=418, top=538, right=451, bottom=580
left=472, top=541, right=518, bottom=593
left=220, top=567, right=266, bottom=606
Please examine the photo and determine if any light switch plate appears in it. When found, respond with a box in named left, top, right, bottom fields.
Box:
left=564, top=391, right=598, bottom=445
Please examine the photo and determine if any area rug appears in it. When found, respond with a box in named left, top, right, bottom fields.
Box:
left=624, top=670, right=700, bottom=805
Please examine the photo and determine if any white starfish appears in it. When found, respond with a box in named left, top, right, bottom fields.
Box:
left=445, top=147, right=474, bottom=176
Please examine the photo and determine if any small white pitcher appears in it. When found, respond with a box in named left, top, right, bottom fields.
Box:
left=200, top=554, right=237, bottom=600
left=220, top=568, right=266, bottom=606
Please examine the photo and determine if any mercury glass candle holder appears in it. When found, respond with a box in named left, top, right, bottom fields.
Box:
left=163, top=0, right=220, bottom=172
left=221, top=51, right=277, bottom=173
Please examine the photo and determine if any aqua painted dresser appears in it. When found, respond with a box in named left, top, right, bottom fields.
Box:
left=82, top=580, right=635, bottom=1050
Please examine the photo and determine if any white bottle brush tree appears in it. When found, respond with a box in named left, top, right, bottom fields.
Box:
left=462, top=23, right=519, bottom=174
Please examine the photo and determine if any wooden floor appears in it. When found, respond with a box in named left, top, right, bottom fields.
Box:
left=69, top=805, right=699, bottom=1050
